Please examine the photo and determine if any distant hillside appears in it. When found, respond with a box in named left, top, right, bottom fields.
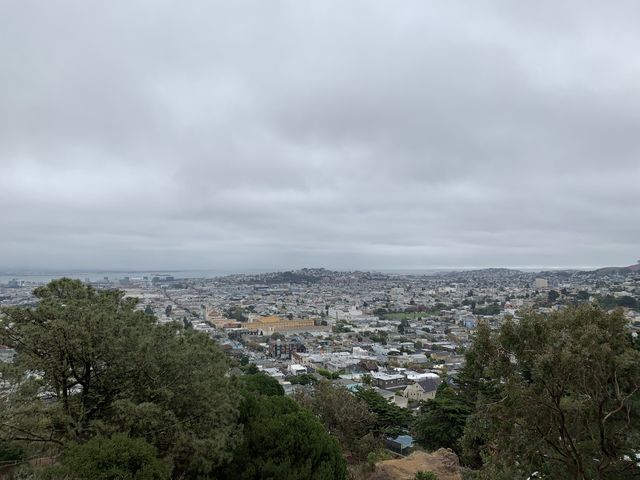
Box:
left=594, top=262, right=640, bottom=275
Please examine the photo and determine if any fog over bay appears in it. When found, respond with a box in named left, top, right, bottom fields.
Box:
left=1, top=1, right=639, bottom=271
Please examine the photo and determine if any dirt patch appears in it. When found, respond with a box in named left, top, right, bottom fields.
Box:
left=369, top=449, right=462, bottom=480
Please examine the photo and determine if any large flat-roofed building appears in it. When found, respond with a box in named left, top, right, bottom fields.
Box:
left=534, top=277, right=549, bottom=289
left=370, top=372, right=406, bottom=390
left=244, top=315, right=315, bottom=335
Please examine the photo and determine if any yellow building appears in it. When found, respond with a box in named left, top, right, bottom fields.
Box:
left=205, top=307, right=231, bottom=328
left=245, top=315, right=315, bottom=335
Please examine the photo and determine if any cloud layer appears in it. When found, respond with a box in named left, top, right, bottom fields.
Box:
left=1, top=1, right=639, bottom=271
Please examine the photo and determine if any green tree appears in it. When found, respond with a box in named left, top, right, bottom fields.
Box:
left=0, top=441, right=24, bottom=463
left=56, top=434, right=169, bottom=480
left=355, top=388, right=412, bottom=437
left=289, top=373, right=318, bottom=386
left=617, top=296, right=637, bottom=309
left=415, top=383, right=472, bottom=454
left=472, top=303, right=500, bottom=316
left=0, top=279, right=238, bottom=479
left=241, top=372, right=285, bottom=397
left=398, top=318, right=410, bottom=334
left=461, top=306, right=640, bottom=479
left=576, top=290, right=590, bottom=301
left=415, top=471, right=438, bottom=480
left=317, top=368, right=341, bottom=380
left=224, top=306, right=248, bottom=322
left=295, top=381, right=380, bottom=460
left=216, top=395, right=346, bottom=480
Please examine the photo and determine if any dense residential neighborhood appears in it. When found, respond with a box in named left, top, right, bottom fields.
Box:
left=2, top=267, right=640, bottom=479
left=3, top=265, right=639, bottom=409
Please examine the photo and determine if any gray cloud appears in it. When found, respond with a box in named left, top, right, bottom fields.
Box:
left=1, top=1, right=639, bottom=271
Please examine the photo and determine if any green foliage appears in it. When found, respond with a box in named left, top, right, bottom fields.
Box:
left=576, top=290, right=590, bottom=301
left=460, top=305, right=640, bottom=479
left=462, top=299, right=477, bottom=310
left=354, top=388, right=412, bottom=437
left=241, top=372, right=285, bottom=396
left=317, top=368, right=341, bottom=380
left=0, top=279, right=239, bottom=479
left=398, top=318, right=410, bottom=334
left=364, top=450, right=392, bottom=473
left=56, top=434, right=169, bottom=479
left=332, top=321, right=352, bottom=333
left=224, top=305, right=249, bottom=322
left=616, top=295, right=638, bottom=308
left=0, top=440, right=24, bottom=462
left=295, top=381, right=380, bottom=461
left=367, top=331, right=388, bottom=345
left=597, top=294, right=639, bottom=311
left=472, top=302, right=500, bottom=316
left=289, top=373, right=318, bottom=386
left=216, top=395, right=346, bottom=480
left=242, top=363, right=260, bottom=374
left=415, top=471, right=438, bottom=480
left=415, top=383, right=472, bottom=454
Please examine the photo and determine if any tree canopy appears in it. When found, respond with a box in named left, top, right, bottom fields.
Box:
left=0, top=279, right=238, bottom=478
left=354, top=387, right=412, bottom=437
left=460, top=306, right=640, bottom=479
left=415, top=383, right=472, bottom=454
left=55, top=434, right=170, bottom=480
left=0, top=279, right=347, bottom=479
left=295, top=381, right=380, bottom=461
left=217, top=378, right=346, bottom=479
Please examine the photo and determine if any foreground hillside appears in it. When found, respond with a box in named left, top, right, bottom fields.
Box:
left=1, top=279, right=639, bottom=479
left=369, top=450, right=462, bottom=480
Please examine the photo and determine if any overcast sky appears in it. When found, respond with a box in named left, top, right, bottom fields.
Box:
left=1, top=1, right=639, bottom=272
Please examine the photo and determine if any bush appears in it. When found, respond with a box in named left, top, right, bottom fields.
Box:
left=59, top=434, right=169, bottom=479
left=415, top=471, right=438, bottom=480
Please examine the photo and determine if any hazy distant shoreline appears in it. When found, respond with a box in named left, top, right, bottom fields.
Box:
left=0, top=265, right=603, bottom=283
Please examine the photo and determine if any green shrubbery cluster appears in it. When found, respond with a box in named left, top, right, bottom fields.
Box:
left=0, top=279, right=345, bottom=480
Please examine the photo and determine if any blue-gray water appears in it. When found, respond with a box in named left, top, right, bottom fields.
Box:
left=0, top=270, right=230, bottom=284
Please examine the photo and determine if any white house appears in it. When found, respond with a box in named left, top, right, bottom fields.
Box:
left=403, top=376, right=442, bottom=402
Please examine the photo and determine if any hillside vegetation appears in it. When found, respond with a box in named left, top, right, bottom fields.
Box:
left=1, top=279, right=639, bottom=479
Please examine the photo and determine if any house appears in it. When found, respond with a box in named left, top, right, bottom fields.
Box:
left=358, top=359, right=379, bottom=372
left=430, top=351, right=454, bottom=363
left=0, top=346, right=15, bottom=363
left=287, top=364, right=307, bottom=375
left=374, top=387, right=409, bottom=408
left=268, top=339, right=306, bottom=360
left=260, top=367, right=285, bottom=380
left=371, top=372, right=406, bottom=390
left=385, top=434, right=415, bottom=455
left=332, top=377, right=361, bottom=391
left=374, top=387, right=396, bottom=402
left=393, top=395, right=409, bottom=408
left=403, top=375, right=442, bottom=402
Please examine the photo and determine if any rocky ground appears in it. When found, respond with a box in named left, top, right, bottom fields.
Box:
left=368, top=449, right=462, bottom=480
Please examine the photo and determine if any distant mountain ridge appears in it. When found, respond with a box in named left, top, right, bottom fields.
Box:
left=594, top=261, right=640, bottom=274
